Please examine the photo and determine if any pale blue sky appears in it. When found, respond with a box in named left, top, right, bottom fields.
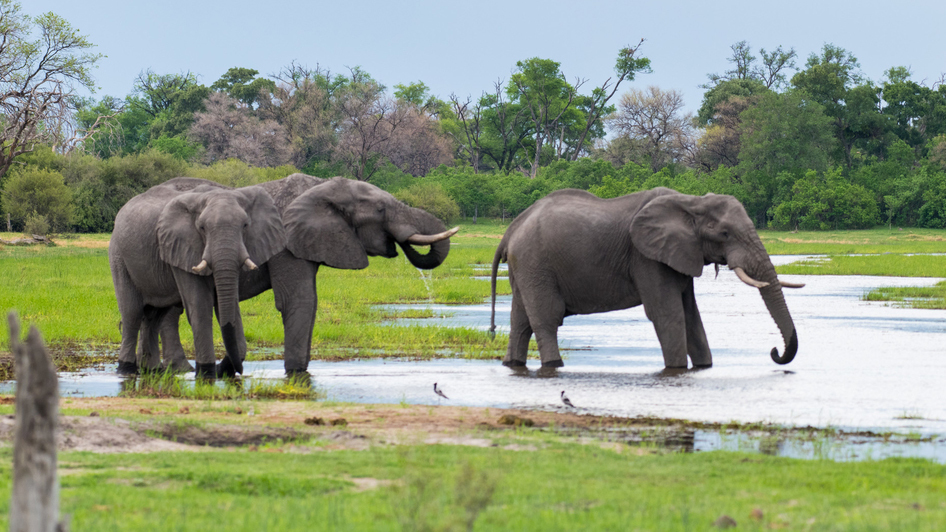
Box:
left=37, top=0, right=946, bottom=114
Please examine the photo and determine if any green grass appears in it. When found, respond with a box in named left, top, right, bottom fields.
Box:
left=760, top=227, right=946, bottom=255
left=0, top=442, right=943, bottom=530
left=777, top=254, right=946, bottom=277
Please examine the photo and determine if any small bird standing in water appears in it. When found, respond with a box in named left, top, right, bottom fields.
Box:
left=560, top=390, right=575, bottom=408
left=433, top=382, right=449, bottom=402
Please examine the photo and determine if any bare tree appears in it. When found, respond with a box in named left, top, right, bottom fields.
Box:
left=607, top=86, right=696, bottom=172
left=189, top=92, right=291, bottom=167
left=0, top=1, right=104, bottom=177
left=385, top=106, right=453, bottom=176
left=334, top=81, right=404, bottom=181
left=449, top=93, right=484, bottom=171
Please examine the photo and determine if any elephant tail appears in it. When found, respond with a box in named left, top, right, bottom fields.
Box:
left=489, top=241, right=506, bottom=340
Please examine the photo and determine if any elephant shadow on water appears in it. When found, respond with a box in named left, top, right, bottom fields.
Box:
left=111, top=174, right=457, bottom=380
left=489, top=187, right=803, bottom=371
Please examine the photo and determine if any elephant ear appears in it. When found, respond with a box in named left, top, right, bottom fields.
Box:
left=156, top=192, right=209, bottom=275
left=629, top=194, right=705, bottom=277
left=234, top=187, right=287, bottom=264
left=282, top=181, right=369, bottom=269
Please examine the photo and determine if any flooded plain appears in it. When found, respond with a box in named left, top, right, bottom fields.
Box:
left=12, top=255, right=946, bottom=460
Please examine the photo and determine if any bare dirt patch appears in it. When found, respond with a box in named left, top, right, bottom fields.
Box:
left=0, top=396, right=704, bottom=454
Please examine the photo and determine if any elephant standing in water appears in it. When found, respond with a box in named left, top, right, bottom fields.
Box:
left=110, top=178, right=287, bottom=379
left=151, top=174, right=457, bottom=376
left=489, top=187, right=803, bottom=369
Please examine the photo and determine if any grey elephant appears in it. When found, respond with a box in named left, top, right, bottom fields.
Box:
left=153, top=173, right=457, bottom=376
left=109, top=178, right=287, bottom=379
left=488, top=187, right=803, bottom=369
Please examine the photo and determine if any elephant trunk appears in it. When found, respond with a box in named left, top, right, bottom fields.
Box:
left=759, top=283, right=798, bottom=364
left=394, top=207, right=452, bottom=270
left=747, top=251, right=797, bottom=365
left=212, top=262, right=244, bottom=374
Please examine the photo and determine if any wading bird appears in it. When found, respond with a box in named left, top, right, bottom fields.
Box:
left=560, top=391, right=575, bottom=408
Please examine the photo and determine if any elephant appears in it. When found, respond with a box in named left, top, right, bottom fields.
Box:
left=488, top=187, right=803, bottom=369
left=151, top=173, right=458, bottom=376
left=109, top=178, right=287, bottom=379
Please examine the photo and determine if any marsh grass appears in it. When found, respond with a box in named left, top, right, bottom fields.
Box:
left=118, top=369, right=321, bottom=400
left=0, top=442, right=942, bottom=530
left=760, top=227, right=946, bottom=255
left=776, top=254, right=946, bottom=277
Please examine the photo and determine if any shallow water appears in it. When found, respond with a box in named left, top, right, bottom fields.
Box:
left=8, top=255, right=946, bottom=460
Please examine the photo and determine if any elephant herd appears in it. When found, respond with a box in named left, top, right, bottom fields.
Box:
left=110, top=176, right=802, bottom=381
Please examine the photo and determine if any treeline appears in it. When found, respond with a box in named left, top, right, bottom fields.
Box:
left=3, top=2, right=946, bottom=234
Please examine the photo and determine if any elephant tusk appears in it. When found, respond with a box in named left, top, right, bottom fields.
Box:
left=779, top=279, right=805, bottom=288
left=406, top=226, right=460, bottom=245
left=192, top=260, right=210, bottom=274
left=244, top=258, right=258, bottom=271
left=733, top=267, right=770, bottom=288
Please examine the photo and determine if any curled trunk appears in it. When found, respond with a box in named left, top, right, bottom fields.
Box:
left=393, top=207, right=452, bottom=270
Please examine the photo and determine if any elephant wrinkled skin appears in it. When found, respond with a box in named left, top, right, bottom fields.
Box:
left=109, top=178, right=286, bottom=379
left=489, top=187, right=801, bottom=369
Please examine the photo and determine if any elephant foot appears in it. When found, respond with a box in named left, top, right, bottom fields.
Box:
left=195, top=363, right=216, bottom=382
left=163, top=359, right=195, bottom=374
left=116, top=361, right=138, bottom=376
left=692, top=363, right=713, bottom=369
left=502, top=359, right=527, bottom=368
left=540, top=359, right=565, bottom=368
left=215, top=358, right=241, bottom=379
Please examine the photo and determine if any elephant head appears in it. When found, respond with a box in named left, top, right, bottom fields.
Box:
left=156, top=186, right=286, bottom=371
left=629, top=189, right=802, bottom=365
left=281, top=177, right=458, bottom=270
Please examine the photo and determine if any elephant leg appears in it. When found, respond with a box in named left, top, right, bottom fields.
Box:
left=138, top=306, right=168, bottom=372
left=160, top=305, right=194, bottom=373
left=637, top=262, right=689, bottom=368
left=271, top=253, right=318, bottom=374
left=112, top=265, right=143, bottom=375
left=521, top=290, right=566, bottom=368
left=682, top=279, right=712, bottom=367
left=502, top=294, right=532, bottom=367
left=174, top=273, right=217, bottom=378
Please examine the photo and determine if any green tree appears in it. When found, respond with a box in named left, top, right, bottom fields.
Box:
left=211, top=67, right=276, bottom=108
left=791, top=44, right=882, bottom=169
left=121, top=70, right=210, bottom=153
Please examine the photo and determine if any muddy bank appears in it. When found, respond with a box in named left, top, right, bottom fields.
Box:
left=0, top=397, right=941, bottom=462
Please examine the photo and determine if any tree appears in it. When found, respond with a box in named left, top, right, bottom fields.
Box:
left=188, top=92, right=291, bottom=167
left=606, top=86, right=696, bottom=172
left=122, top=70, right=210, bottom=151
left=703, top=41, right=797, bottom=90
left=210, top=67, right=275, bottom=108
left=334, top=79, right=401, bottom=181
left=0, top=1, right=104, bottom=177
left=791, top=44, right=881, bottom=168
left=509, top=58, right=580, bottom=177
left=696, top=94, right=758, bottom=170
left=568, top=42, right=651, bottom=161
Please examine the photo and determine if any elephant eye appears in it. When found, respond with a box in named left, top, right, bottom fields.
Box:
left=720, top=230, right=730, bottom=239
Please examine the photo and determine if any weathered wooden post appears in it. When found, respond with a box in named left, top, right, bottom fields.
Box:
left=8, top=312, right=62, bottom=532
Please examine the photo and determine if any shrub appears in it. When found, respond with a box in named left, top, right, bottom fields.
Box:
left=394, top=182, right=460, bottom=224
left=1, top=167, right=74, bottom=232
left=23, top=212, right=50, bottom=236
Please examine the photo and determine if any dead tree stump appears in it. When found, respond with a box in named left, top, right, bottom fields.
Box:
left=8, top=312, right=62, bottom=532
